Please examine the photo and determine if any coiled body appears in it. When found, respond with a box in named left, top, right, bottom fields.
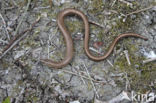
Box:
left=40, top=8, right=148, bottom=68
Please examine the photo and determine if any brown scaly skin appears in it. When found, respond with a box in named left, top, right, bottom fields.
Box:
left=40, top=8, right=148, bottom=69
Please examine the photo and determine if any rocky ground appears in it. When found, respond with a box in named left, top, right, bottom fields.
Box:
left=0, top=0, right=155, bottom=103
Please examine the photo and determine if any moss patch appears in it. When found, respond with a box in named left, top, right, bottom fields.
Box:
left=114, top=44, right=156, bottom=92
left=64, top=19, right=83, bottom=33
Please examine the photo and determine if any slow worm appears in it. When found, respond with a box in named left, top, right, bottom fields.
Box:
left=40, top=8, right=148, bottom=68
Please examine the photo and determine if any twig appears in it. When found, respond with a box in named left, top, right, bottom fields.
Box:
left=82, top=62, right=100, bottom=98
left=75, top=66, right=86, bottom=85
left=106, top=59, right=114, bottom=67
left=111, top=0, right=117, bottom=7
left=34, top=6, right=51, bottom=10
left=89, top=21, right=105, bottom=28
left=62, top=70, right=94, bottom=82
left=78, top=71, right=86, bottom=85
left=89, top=47, right=103, bottom=55
left=111, top=0, right=132, bottom=8
left=125, top=6, right=154, bottom=16
left=0, top=30, right=29, bottom=59
left=143, top=57, right=156, bottom=64
left=4, top=6, right=16, bottom=10
left=123, top=50, right=131, bottom=66
left=13, top=0, right=31, bottom=36
left=119, top=0, right=133, bottom=7
left=0, top=13, right=10, bottom=40
left=62, top=70, right=106, bottom=84
left=77, top=66, right=86, bottom=84
left=52, top=19, right=56, bottom=22
left=0, top=17, right=40, bottom=59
